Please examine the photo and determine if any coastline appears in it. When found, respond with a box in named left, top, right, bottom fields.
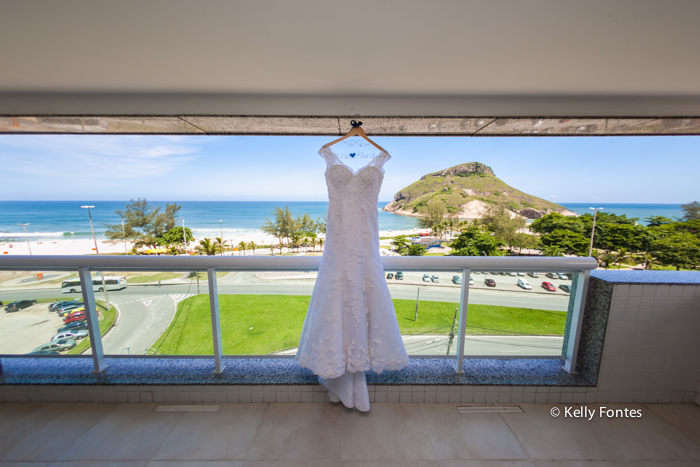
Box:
left=1, top=228, right=430, bottom=256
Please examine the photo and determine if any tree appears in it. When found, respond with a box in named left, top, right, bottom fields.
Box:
left=104, top=198, right=182, bottom=248
left=681, top=201, right=700, bottom=221
left=652, top=231, right=700, bottom=270
left=539, top=230, right=590, bottom=256
left=248, top=241, right=257, bottom=255
left=214, top=237, right=229, bottom=255
left=450, top=225, right=503, bottom=256
left=261, top=206, right=295, bottom=250
left=391, top=235, right=410, bottom=255
left=408, top=244, right=426, bottom=256
left=318, top=238, right=324, bottom=251
left=417, top=198, right=447, bottom=229
left=156, top=226, right=194, bottom=249
left=481, top=204, right=526, bottom=252
left=595, top=224, right=647, bottom=252
left=542, top=245, right=564, bottom=257
left=614, top=247, right=631, bottom=269
left=195, top=238, right=220, bottom=256
left=237, top=241, right=247, bottom=256
left=511, top=232, right=540, bottom=253
left=645, top=216, right=673, bottom=227
left=531, top=213, right=585, bottom=235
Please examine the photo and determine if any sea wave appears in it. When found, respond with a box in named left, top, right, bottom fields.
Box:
left=0, top=231, right=87, bottom=237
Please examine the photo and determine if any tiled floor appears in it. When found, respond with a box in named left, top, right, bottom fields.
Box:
left=0, top=402, right=699, bottom=466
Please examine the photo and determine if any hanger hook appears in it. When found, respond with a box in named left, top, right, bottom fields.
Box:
left=350, top=120, right=362, bottom=128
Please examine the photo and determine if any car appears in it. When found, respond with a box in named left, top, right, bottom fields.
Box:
left=527, top=272, right=539, bottom=278
left=542, top=281, right=556, bottom=292
left=5, top=299, right=37, bottom=312
left=56, top=303, right=84, bottom=316
left=57, top=322, right=89, bottom=333
left=485, top=278, right=496, bottom=287
left=559, top=284, right=571, bottom=293
left=62, top=307, right=86, bottom=319
left=558, top=273, right=570, bottom=280
left=32, top=342, right=63, bottom=353
left=546, top=272, right=559, bottom=279
left=452, top=275, right=462, bottom=284
left=64, top=313, right=87, bottom=324
left=423, top=274, right=431, bottom=282
left=517, top=272, right=525, bottom=276
left=395, top=272, right=403, bottom=280
left=431, top=275, right=439, bottom=283
left=49, top=299, right=81, bottom=311
left=386, top=273, right=394, bottom=280
left=517, top=278, right=532, bottom=290
left=469, top=276, right=474, bottom=286
left=52, top=331, right=88, bottom=341
left=507, top=272, right=517, bottom=277
left=26, top=350, right=61, bottom=356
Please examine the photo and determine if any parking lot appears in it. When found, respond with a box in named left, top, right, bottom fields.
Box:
left=0, top=302, right=65, bottom=354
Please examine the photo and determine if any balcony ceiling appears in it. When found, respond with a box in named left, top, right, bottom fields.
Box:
left=1, top=0, right=700, bottom=116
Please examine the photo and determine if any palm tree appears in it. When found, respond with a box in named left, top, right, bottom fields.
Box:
left=639, top=252, right=658, bottom=270
left=307, top=232, right=318, bottom=252
left=319, top=238, right=324, bottom=251
left=600, top=252, right=616, bottom=268
left=195, top=238, right=220, bottom=255
left=237, top=241, right=247, bottom=256
left=615, top=248, right=631, bottom=269
left=248, top=241, right=257, bottom=255
left=214, top=237, right=228, bottom=256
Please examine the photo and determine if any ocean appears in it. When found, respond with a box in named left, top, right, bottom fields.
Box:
left=0, top=201, right=686, bottom=242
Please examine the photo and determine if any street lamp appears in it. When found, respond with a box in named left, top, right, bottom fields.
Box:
left=588, top=207, right=604, bottom=257
left=219, top=220, right=223, bottom=255
left=81, top=205, right=110, bottom=308
left=81, top=206, right=99, bottom=254
left=121, top=220, right=128, bottom=255
left=17, top=223, right=32, bottom=255
left=181, top=217, right=187, bottom=253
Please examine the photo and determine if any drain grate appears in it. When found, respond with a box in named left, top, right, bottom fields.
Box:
left=155, top=405, right=221, bottom=412
left=457, top=405, right=523, bottom=414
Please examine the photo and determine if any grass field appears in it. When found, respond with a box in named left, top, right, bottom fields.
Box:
left=152, top=294, right=567, bottom=355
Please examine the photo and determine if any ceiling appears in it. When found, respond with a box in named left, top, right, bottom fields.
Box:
left=2, top=0, right=700, bottom=116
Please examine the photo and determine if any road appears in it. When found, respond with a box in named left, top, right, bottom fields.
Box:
left=0, top=271, right=570, bottom=357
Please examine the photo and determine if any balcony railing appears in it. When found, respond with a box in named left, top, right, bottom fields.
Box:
left=0, top=255, right=597, bottom=377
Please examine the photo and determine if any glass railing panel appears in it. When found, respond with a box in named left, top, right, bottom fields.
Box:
left=0, top=269, right=95, bottom=356
left=217, top=269, right=317, bottom=356
left=385, top=269, right=463, bottom=356
left=99, top=270, right=212, bottom=356
left=463, top=270, right=573, bottom=357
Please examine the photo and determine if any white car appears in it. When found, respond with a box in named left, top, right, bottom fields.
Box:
left=422, top=274, right=431, bottom=282
left=507, top=272, right=517, bottom=277
left=52, top=331, right=88, bottom=341
left=517, top=278, right=532, bottom=290
left=558, top=273, right=570, bottom=280
left=469, top=276, right=474, bottom=286
left=517, top=272, right=525, bottom=276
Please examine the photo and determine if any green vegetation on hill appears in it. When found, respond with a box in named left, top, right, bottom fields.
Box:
left=385, top=162, right=568, bottom=216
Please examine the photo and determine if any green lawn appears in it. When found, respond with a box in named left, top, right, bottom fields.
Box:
left=125, top=272, right=183, bottom=283
left=152, top=295, right=566, bottom=355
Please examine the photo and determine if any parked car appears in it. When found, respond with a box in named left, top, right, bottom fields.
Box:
left=517, top=278, right=532, bottom=290
left=32, top=342, right=63, bottom=353
left=64, top=313, right=87, bottom=324
left=49, top=299, right=81, bottom=311
left=517, top=272, right=525, bottom=276
left=541, top=281, right=556, bottom=292
left=469, top=276, right=474, bottom=286
left=63, top=307, right=85, bottom=317
left=431, top=275, right=439, bottom=283
left=57, top=322, right=89, bottom=333
left=5, top=299, right=37, bottom=312
left=507, top=272, right=517, bottom=277
left=50, top=339, right=77, bottom=351
left=559, top=284, right=571, bottom=293
left=386, top=272, right=394, bottom=280
left=56, top=303, right=83, bottom=316
left=52, top=331, right=88, bottom=341
left=558, top=273, right=570, bottom=280
left=395, top=272, right=403, bottom=280
left=423, top=274, right=431, bottom=282
left=485, top=278, right=496, bottom=287
left=26, top=350, right=61, bottom=355
left=527, top=272, right=539, bottom=278
left=452, top=275, right=461, bottom=285
left=546, top=272, right=559, bottom=279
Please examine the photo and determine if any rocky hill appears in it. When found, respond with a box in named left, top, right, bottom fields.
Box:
left=384, top=162, right=576, bottom=219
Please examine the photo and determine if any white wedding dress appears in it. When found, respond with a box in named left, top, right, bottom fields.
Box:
left=295, top=145, right=409, bottom=411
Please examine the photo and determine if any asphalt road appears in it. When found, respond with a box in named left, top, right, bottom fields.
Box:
left=1, top=271, right=570, bottom=356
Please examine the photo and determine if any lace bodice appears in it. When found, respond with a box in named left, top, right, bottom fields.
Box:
left=295, top=146, right=409, bottom=381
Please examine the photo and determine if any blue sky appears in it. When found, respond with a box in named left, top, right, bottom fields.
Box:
left=0, top=134, right=698, bottom=203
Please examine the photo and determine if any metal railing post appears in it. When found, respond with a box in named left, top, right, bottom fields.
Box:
left=78, top=267, right=107, bottom=372
left=454, top=268, right=471, bottom=373
left=207, top=268, right=225, bottom=374
left=564, top=270, right=590, bottom=373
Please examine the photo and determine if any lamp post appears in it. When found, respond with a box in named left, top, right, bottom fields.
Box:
left=181, top=217, right=187, bottom=254
left=121, top=220, right=128, bottom=255
left=219, top=220, right=224, bottom=255
left=81, top=205, right=109, bottom=308
left=17, top=223, right=32, bottom=255
left=588, top=207, right=604, bottom=257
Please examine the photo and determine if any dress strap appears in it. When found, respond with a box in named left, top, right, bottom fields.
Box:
left=366, top=150, right=391, bottom=170
left=319, top=146, right=342, bottom=169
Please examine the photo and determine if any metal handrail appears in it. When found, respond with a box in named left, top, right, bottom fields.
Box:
left=0, top=255, right=598, bottom=272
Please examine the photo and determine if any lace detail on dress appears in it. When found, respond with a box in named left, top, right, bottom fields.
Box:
left=296, top=144, right=409, bottom=381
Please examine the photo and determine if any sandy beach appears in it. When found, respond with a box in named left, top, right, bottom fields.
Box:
left=1, top=228, right=431, bottom=256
